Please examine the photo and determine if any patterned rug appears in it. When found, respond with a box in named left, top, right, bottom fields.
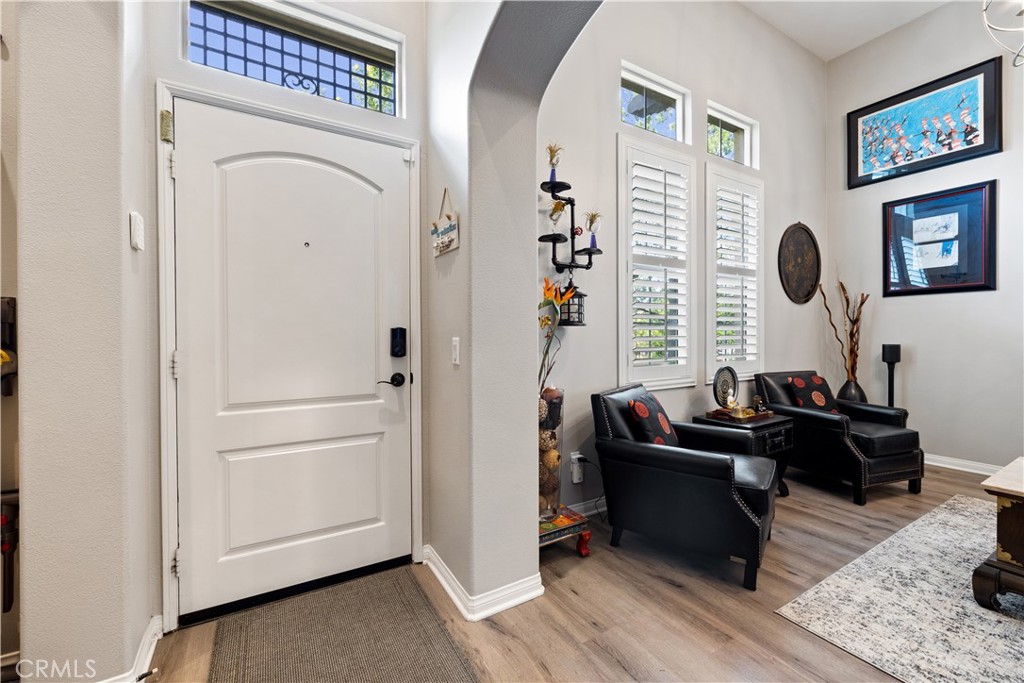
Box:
left=778, top=495, right=1024, bottom=683
left=208, top=566, right=477, bottom=683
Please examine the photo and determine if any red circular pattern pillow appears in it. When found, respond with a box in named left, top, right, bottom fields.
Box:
left=627, top=393, right=679, bottom=447
left=786, top=373, right=839, bottom=413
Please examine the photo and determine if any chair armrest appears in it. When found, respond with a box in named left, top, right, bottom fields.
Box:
left=766, top=403, right=851, bottom=430
left=672, top=421, right=756, bottom=455
left=835, top=399, right=908, bottom=427
left=594, top=439, right=734, bottom=481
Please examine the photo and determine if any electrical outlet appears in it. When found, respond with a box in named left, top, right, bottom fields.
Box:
left=570, top=452, right=583, bottom=484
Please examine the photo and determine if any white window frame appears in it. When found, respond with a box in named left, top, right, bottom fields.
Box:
left=707, top=100, right=760, bottom=169
left=705, top=163, right=764, bottom=382
left=621, top=61, right=692, bottom=144
left=618, top=134, right=696, bottom=389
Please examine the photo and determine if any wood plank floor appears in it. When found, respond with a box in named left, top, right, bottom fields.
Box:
left=151, top=465, right=987, bottom=682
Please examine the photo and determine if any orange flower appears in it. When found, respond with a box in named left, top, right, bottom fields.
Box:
left=554, top=285, right=575, bottom=306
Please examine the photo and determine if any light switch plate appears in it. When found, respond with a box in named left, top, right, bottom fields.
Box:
left=129, top=211, right=145, bottom=251
left=451, top=337, right=460, bottom=366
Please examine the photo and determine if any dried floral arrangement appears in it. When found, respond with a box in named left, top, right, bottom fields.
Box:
left=819, top=280, right=869, bottom=382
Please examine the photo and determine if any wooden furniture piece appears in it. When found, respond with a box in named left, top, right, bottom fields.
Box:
left=693, top=414, right=794, bottom=497
left=973, top=457, right=1024, bottom=610
left=539, top=506, right=591, bottom=557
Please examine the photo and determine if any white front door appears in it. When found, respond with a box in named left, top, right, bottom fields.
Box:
left=174, top=98, right=412, bottom=615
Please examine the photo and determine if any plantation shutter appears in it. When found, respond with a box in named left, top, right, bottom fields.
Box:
left=621, top=142, right=693, bottom=386
left=707, top=166, right=763, bottom=378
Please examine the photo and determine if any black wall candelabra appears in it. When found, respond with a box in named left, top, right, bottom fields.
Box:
left=538, top=179, right=602, bottom=275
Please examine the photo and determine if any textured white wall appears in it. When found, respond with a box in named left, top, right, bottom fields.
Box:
left=423, top=0, right=497, bottom=591
left=826, top=1, right=1023, bottom=468
left=17, top=2, right=136, bottom=678
left=538, top=1, right=829, bottom=507
left=467, top=0, right=600, bottom=596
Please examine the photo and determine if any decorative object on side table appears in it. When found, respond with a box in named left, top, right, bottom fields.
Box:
left=778, top=222, right=821, bottom=304
left=538, top=278, right=575, bottom=521
left=883, top=180, right=997, bottom=296
left=539, top=506, right=591, bottom=557
left=972, top=457, right=1024, bottom=610
left=882, top=344, right=901, bottom=407
left=712, top=365, right=739, bottom=409
left=819, top=280, right=869, bottom=402
left=846, top=57, right=1002, bottom=189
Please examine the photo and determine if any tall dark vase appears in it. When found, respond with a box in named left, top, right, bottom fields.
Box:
left=837, top=379, right=867, bottom=402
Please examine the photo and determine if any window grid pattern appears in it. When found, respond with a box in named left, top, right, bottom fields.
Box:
left=188, top=2, right=396, bottom=116
left=713, top=182, right=759, bottom=364
left=630, top=159, right=689, bottom=369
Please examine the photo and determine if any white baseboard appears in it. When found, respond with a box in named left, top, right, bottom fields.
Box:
left=568, top=497, right=606, bottom=518
left=924, top=453, right=1002, bottom=476
left=1, top=651, right=19, bottom=668
left=98, top=615, right=163, bottom=683
left=422, top=545, right=544, bottom=622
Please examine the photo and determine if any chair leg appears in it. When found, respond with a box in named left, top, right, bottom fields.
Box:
left=909, top=478, right=922, bottom=494
left=610, top=527, right=623, bottom=547
left=854, top=487, right=867, bottom=506
left=743, top=560, right=758, bottom=591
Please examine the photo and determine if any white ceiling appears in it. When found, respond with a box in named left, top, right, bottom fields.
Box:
left=742, top=1, right=951, bottom=62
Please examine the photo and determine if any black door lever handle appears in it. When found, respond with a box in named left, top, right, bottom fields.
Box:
left=377, top=372, right=405, bottom=387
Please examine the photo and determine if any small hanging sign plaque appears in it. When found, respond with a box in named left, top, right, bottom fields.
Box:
left=430, top=187, right=459, bottom=257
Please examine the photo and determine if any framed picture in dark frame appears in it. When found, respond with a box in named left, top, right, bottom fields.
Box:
left=847, top=57, right=1002, bottom=189
left=883, top=180, right=996, bottom=297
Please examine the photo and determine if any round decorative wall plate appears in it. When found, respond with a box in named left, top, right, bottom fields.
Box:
left=778, top=222, right=821, bottom=304
left=713, top=366, right=739, bottom=408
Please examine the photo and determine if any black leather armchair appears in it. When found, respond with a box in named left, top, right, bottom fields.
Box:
left=754, top=371, right=924, bottom=505
left=591, top=384, right=777, bottom=590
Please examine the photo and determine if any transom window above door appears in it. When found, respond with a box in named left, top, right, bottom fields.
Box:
left=187, top=2, right=398, bottom=116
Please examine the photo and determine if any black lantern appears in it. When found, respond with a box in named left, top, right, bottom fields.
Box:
left=559, top=280, right=586, bottom=326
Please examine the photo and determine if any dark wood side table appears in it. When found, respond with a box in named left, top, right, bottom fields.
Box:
left=693, top=414, right=794, bottom=496
left=973, top=457, right=1024, bottom=610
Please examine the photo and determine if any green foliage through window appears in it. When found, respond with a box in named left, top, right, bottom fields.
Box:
left=621, top=78, right=678, bottom=140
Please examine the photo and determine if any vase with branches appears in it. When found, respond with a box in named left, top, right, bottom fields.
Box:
left=819, top=280, right=869, bottom=401
left=538, top=277, right=574, bottom=521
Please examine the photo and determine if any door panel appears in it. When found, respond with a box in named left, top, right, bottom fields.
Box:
left=221, top=155, right=380, bottom=406
left=174, top=99, right=411, bottom=614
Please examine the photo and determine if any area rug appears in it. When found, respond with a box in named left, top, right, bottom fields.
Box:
left=777, top=495, right=1024, bottom=683
left=208, top=566, right=477, bottom=683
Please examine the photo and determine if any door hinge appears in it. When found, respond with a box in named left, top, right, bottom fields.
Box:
left=170, top=349, right=179, bottom=380
left=168, top=150, right=176, bottom=180
left=171, top=546, right=181, bottom=577
left=160, top=109, right=174, bottom=144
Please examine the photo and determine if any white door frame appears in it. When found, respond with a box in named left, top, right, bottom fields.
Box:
left=156, top=79, right=423, bottom=633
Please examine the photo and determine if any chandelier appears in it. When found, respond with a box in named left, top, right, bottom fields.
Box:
left=983, top=0, right=1024, bottom=66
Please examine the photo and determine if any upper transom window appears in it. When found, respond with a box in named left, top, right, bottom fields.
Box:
left=188, top=2, right=397, bottom=116
left=620, top=62, right=691, bottom=144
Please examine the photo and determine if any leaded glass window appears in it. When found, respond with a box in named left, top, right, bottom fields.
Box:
left=188, top=2, right=397, bottom=116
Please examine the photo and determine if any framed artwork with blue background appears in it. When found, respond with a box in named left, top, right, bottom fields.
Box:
left=883, top=180, right=996, bottom=297
left=847, top=57, right=1002, bottom=189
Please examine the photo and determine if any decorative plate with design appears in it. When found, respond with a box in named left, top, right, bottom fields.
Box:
left=713, top=366, right=739, bottom=408
left=779, top=222, right=821, bottom=304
